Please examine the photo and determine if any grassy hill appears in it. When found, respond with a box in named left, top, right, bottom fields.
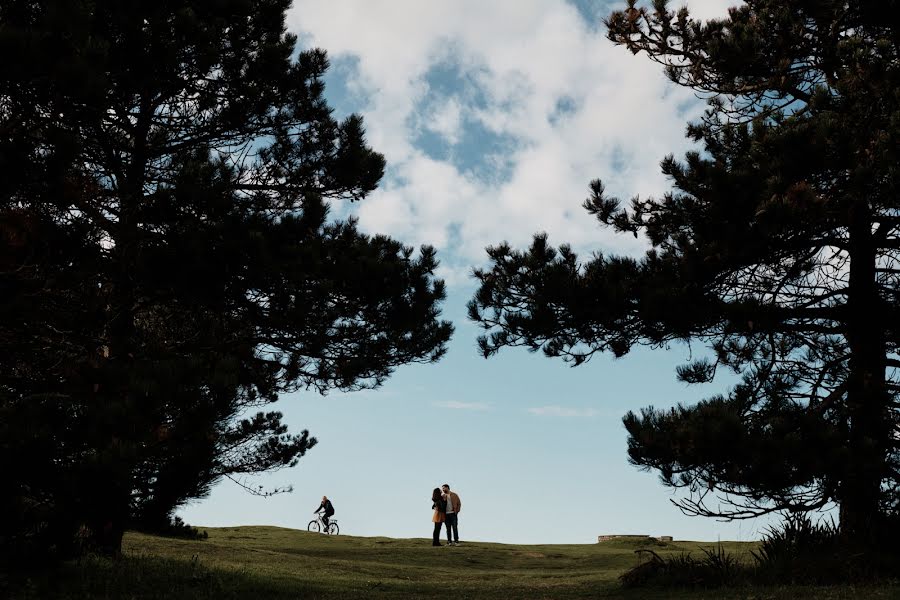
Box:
left=7, top=526, right=900, bottom=599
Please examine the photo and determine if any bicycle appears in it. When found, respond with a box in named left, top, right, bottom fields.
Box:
left=308, top=513, right=339, bottom=535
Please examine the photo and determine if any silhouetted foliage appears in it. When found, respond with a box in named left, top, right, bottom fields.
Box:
left=135, top=516, right=207, bottom=541
left=620, top=544, right=740, bottom=589
left=751, top=515, right=843, bottom=584
left=470, top=0, right=900, bottom=549
left=1, top=0, right=452, bottom=559
left=621, top=514, right=900, bottom=589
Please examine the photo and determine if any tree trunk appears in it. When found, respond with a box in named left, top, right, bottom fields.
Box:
left=84, top=99, right=153, bottom=559
left=87, top=518, right=125, bottom=557
left=841, top=199, right=888, bottom=547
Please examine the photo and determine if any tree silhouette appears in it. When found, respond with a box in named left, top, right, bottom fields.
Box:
left=1, top=0, right=452, bottom=557
left=470, top=0, right=900, bottom=547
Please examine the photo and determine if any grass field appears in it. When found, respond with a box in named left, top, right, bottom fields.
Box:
left=6, top=526, right=900, bottom=599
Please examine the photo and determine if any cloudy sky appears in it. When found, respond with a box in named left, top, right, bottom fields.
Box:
left=179, top=0, right=780, bottom=544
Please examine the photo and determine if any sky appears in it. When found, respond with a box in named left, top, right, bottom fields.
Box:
left=179, top=0, right=782, bottom=545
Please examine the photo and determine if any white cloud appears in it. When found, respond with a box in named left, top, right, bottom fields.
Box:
left=434, top=400, right=491, bottom=411
left=288, top=0, right=739, bottom=283
left=527, top=405, right=600, bottom=417
left=421, top=97, right=464, bottom=146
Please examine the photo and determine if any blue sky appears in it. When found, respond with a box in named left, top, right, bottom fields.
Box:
left=179, top=0, right=783, bottom=544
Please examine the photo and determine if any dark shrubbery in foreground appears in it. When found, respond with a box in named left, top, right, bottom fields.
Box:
left=622, top=515, right=900, bottom=589
left=750, top=515, right=845, bottom=584
left=136, top=516, right=208, bottom=541
left=621, top=544, right=743, bottom=588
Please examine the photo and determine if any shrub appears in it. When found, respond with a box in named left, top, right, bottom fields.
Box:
left=622, top=514, right=900, bottom=590
left=620, top=544, right=745, bottom=588
left=751, top=514, right=900, bottom=583
left=751, top=514, right=842, bottom=584
left=136, top=516, right=208, bottom=541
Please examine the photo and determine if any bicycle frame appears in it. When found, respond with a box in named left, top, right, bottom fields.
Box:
left=308, top=513, right=339, bottom=535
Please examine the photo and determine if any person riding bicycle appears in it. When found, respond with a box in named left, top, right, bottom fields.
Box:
left=314, top=495, right=335, bottom=529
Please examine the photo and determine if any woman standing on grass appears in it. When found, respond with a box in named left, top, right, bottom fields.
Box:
left=431, top=488, right=446, bottom=546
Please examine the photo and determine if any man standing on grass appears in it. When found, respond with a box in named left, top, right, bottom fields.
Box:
left=441, top=484, right=461, bottom=545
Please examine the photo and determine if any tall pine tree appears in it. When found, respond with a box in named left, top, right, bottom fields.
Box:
left=469, top=0, right=900, bottom=547
left=0, top=0, right=452, bottom=557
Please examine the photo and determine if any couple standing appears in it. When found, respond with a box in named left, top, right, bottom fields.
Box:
left=431, top=484, right=462, bottom=546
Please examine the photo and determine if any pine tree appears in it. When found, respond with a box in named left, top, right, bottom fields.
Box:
left=1, top=0, right=452, bottom=557
left=469, top=0, right=900, bottom=547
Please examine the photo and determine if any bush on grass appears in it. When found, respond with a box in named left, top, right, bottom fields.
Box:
left=136, top=516, right=208, bottom=540
left=620, top=544, right=742, bottom=588
left=621, top=514, right=900, bottom=589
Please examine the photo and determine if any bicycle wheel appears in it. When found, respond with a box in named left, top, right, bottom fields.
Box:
left=307, top=519, right=321, bottom=533
left=327, top=522, right=339, bottom=536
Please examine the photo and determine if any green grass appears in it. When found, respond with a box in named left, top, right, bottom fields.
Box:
left=5, top=526, right=900, bottom=599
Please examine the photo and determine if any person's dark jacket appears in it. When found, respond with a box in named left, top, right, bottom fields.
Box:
left=316, top=499, right=334, bottom=516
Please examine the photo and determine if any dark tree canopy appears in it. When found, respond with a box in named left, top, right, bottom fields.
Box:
left=470, top=0, right=900, bottom=546
left=0, top=0, right=452, bottom=558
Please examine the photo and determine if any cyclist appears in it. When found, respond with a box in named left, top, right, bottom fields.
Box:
left=314, top=495, right=335, bottom=530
